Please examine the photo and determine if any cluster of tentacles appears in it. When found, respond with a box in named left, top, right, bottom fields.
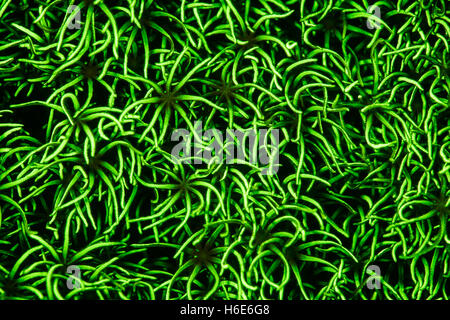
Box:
left=0, top=0, right=449, bottom=300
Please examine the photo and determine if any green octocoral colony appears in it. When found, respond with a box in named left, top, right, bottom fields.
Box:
left=0, top=0, right=449, bottom=300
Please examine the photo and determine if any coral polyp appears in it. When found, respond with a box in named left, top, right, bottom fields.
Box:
left=0, top=0, right=449, bottom=300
